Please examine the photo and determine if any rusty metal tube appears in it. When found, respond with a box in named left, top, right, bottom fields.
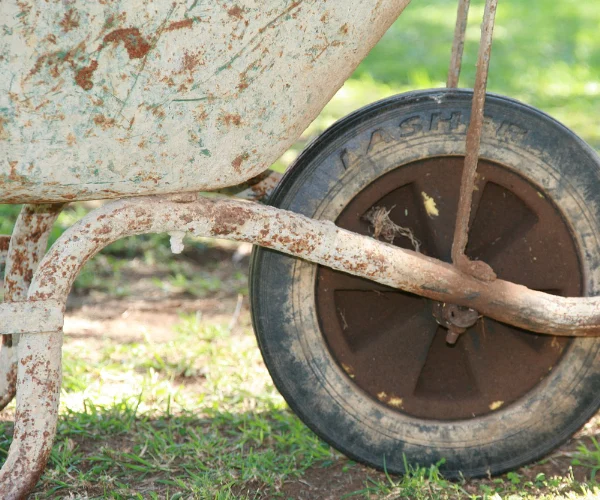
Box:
left=0, top=204, right=64, bottom=412
left=22, top=194, right=600, bottom=336
left=0, top=204, right=64, bottom=499
left=0, top=330, right=63, bottom=499
left=447, top=0, right=471, bottom=88
left=451, top=0, right=498, bottom=282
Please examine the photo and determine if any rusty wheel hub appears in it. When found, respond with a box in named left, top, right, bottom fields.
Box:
left=431, top=302, right=479, bottom=345
left=316, top=156, right=583, bottom=420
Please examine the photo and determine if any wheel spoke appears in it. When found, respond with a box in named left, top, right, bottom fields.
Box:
left=317, top=267, right=394, bottom=294
left=356, top=181, right=440, bottom=255
left=338, top=310, right=440, bottom=406
left=468, top=174, right=488, bottom=228
left=463, top=319, right=569, bottom=403
left=476, top=223, right=580, bottom=293
left=410, top=162, right=463, bottom=260
left=412, top=325, right=481, bottom=400
left=330, top=289, right=428, bottom=354
left=466, top=181, right=538, bottom=261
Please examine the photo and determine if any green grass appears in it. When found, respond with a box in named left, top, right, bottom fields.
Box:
left=573, top=438, right=600, bottom=482
left=3, top=306, right=599, bottom=498
left=3, top=313, right=336, bottom=498
left=3, top=0, right=600, bottom=498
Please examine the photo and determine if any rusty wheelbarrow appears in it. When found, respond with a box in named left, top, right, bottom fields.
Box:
left=2, top=0, right=600, bottom=497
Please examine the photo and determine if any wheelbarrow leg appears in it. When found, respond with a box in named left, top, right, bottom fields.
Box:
left=0, top=331, right=63, bottom=499
left=0, top=205, right=64, bottom=411
left=0, top=235, right=13, bottom=410
left=0, top=204, right=65, bottom=499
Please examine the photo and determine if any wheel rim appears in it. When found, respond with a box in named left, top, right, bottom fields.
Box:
left=315, top=156, right=583, bottom=421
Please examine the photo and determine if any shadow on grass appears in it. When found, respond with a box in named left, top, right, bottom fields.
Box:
left=1, top=400, right=600, bottom=499
left=0, top=403, right=338, bottom=499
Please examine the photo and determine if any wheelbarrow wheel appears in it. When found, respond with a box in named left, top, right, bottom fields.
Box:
left=250, top=89, right=600, bottom=478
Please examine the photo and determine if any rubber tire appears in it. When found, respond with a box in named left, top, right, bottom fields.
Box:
left=249, top=89, right=600, bottom=478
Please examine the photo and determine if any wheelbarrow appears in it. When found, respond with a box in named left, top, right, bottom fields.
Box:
left=2, top=0, right=600, bottom=497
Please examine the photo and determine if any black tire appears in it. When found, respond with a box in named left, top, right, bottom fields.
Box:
left=249, top=89, right=600, bottom=478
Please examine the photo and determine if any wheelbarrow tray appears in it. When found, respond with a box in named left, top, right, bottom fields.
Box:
left=0, top=0, right=408, bottom=203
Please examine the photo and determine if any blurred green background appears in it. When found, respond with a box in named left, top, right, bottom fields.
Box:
left=274, top=0, right=600, bottom=169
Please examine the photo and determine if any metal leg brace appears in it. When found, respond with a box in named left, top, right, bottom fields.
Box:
left=0, top=204, right=64, bottom=499
left=0, top=205, right=64, bottom=412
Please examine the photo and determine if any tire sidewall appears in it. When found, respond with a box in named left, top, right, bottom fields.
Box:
left=251, top=89, right=600, bottom=476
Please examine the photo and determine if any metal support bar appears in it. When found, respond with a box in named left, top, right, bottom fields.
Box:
left=11, top=194, right=600, bottom=338
left=0, top=204, right=64, bottom=412
left=447, top=0, right=471, bottom=88
left=0, top=300, right=64, bottom=334
left=0, top=195, right=600, bottom=340
left=451, top=0, right=498, bottom=281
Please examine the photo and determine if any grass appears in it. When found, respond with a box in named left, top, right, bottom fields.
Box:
left=4, top=298, right=600, bottom=498
left=3, top=0, right=600, bottom=498
left=2, top=309, right=337, bottom=498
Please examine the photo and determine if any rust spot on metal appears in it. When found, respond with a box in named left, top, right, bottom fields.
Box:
left=8, top=161, right=27, bottom=182
left=0, top=361, right=16, bottom=410
left=59, top=9, right=80, bottom=33
left=149, top=106, right=165, bottom=119
left=16, top=0, right=32, bottom=19
left=339, top=23, right=349, bottom=34
left=237, top=78, right=249, bottom=91
left=134, top=172, right=161, bottom=184
left=93, top=114, right=116, bottom=130
left=102, top=13, right=123, bottom=32
left=0, top=237, right=9, bottom=254
left=0, top=117, right=8, bottom=140
left=219, top=113, right=242, bottom=127
left=211, top=204, right=253, bottom=235
left=181, top=51, right=204, bottom=73
left=231, top=152, right=250, bottom=174
left=74, top=60, right=98, bottom=90
left=195, top=106, right=209, bottom=122
left=102, top=28, right=151, bottom=59
left=227, top=6, right=244, bottom=19
left=28, top=45, right=83, bottom=80
left=166, top=18, right=195, bottom=31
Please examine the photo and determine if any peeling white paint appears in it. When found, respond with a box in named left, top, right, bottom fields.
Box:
left=169, top=231, right=185, bottom=254
left=388, top=397, right=403, bottom=408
